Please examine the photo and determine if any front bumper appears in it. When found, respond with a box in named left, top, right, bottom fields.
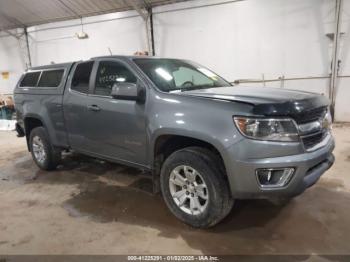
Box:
left=224, top=135, right=335, bottom=199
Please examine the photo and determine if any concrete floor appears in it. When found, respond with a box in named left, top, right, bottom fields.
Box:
left=0, top=125, right=349, bottom=255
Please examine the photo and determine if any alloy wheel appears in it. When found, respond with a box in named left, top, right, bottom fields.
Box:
left=169, top=165, right=209, bottom=215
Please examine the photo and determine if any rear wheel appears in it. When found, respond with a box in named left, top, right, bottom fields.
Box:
left=160, top=147, right=234, bottom=228
left=29, top=127, right=61, bottom=170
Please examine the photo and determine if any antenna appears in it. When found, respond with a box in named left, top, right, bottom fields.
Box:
left=108, top=47, right=113, bottom=55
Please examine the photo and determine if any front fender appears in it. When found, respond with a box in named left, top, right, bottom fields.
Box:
left=145, top=89, right=254, bottom=171
left=150, top=127, right=230, bottom=160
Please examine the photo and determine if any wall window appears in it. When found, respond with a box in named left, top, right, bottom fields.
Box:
left=37, top=69, right=64, bottom=87
left=71, top=61, right=94, bottom=94
left=94, top=61, right=137, bottom=96
left=20, top=72, right=41, bottom=87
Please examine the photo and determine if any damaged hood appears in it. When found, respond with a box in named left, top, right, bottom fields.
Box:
left=180, top=86, right=329, bottom=116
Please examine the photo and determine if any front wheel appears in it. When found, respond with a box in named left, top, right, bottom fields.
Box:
left=160, top=147, right=234, bottom=228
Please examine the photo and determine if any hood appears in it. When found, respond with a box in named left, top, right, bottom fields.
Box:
left=180, top=86, right=329, bottom=117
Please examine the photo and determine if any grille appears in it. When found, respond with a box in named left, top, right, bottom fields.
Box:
left=302, top=131, right=327, bottom=150
left=293, top=106, right=327, bottom=124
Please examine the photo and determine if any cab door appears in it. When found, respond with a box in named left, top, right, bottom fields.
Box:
left=83, top=59, right=148, bottom=166
left=63, top=61, right=94, bottom=151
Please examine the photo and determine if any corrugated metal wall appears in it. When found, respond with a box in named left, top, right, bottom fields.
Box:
left=0, top=0, right=190, bottom=30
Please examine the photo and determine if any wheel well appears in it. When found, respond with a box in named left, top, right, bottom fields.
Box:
left=153, top=135, right=225, bottom=175
left=24, top=117, right=43, bottom=150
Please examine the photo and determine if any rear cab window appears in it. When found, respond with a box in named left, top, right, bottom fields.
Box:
left=71, top=61, right=94, bottom=94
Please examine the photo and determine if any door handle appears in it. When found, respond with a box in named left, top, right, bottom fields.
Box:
left=87, top=105, right=101, bottom=112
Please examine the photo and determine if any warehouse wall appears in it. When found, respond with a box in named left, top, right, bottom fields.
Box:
left=154, top=0, right=333, bottom=85
left=28, top=10, right=147, bottom=65
left=336, top=0, right=350, bottom=122
left=153, top=0, right=350, bottom=121
left=0, top=33, right=25, bottom=94
left=0, top=0, right=349, bottom=121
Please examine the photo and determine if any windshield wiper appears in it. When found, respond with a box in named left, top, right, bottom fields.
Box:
left=178, top=85, right=215, bottom=92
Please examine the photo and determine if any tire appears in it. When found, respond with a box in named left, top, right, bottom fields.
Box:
left=29, top=127, right=61, bottom=170
left=160, top=146, right=234, bottom=228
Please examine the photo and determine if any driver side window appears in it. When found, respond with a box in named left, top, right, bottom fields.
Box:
left=94, top=61, right=137, bottom=96
left=173, top=67, right=214, bottom=87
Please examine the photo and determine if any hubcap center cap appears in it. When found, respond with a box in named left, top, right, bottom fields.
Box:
left=188, top=184, right=195, bottom=193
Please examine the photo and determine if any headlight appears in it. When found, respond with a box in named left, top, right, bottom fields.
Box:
left=234, top=117, right=299, bottom=142
left=323, top=108, right=333, bottom=130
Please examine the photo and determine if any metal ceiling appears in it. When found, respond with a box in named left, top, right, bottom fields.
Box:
left=0, top=0, right=189, bottom=31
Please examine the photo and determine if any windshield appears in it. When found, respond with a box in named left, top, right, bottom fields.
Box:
left=133, top=58, right=231, bottom=92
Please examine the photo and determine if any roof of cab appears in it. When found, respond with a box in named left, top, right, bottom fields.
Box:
left=27, top=56, right=174, bottom=71
left=91, top=55, right=169, bottom=60
left=28, top=62, right=75, bottom=71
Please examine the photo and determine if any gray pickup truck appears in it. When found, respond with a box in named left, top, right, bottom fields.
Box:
left=14, top=56, right=335, bottom=227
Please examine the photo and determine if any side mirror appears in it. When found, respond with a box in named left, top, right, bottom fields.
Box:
left=111, top=81, right=145, bottom=103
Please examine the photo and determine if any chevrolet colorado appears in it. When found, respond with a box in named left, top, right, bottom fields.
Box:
left=14, top=56, right=335, bottom=227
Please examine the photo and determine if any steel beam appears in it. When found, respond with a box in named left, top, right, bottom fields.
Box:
left=329, top=0, right=343, bottom=119
left=122, top=0, right=155, bottom=55
left=149, top=7, right=155, bottom=56
left=3, top=30, right=20, bottom=39
left=24, top=27, right=32, bottom=68
left=122, top=0, right=148, bottom=20
left=0, top=10, right=25, bottom=31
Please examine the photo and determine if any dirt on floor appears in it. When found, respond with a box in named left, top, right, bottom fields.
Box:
left=0, top=125, right=350, bottom=255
